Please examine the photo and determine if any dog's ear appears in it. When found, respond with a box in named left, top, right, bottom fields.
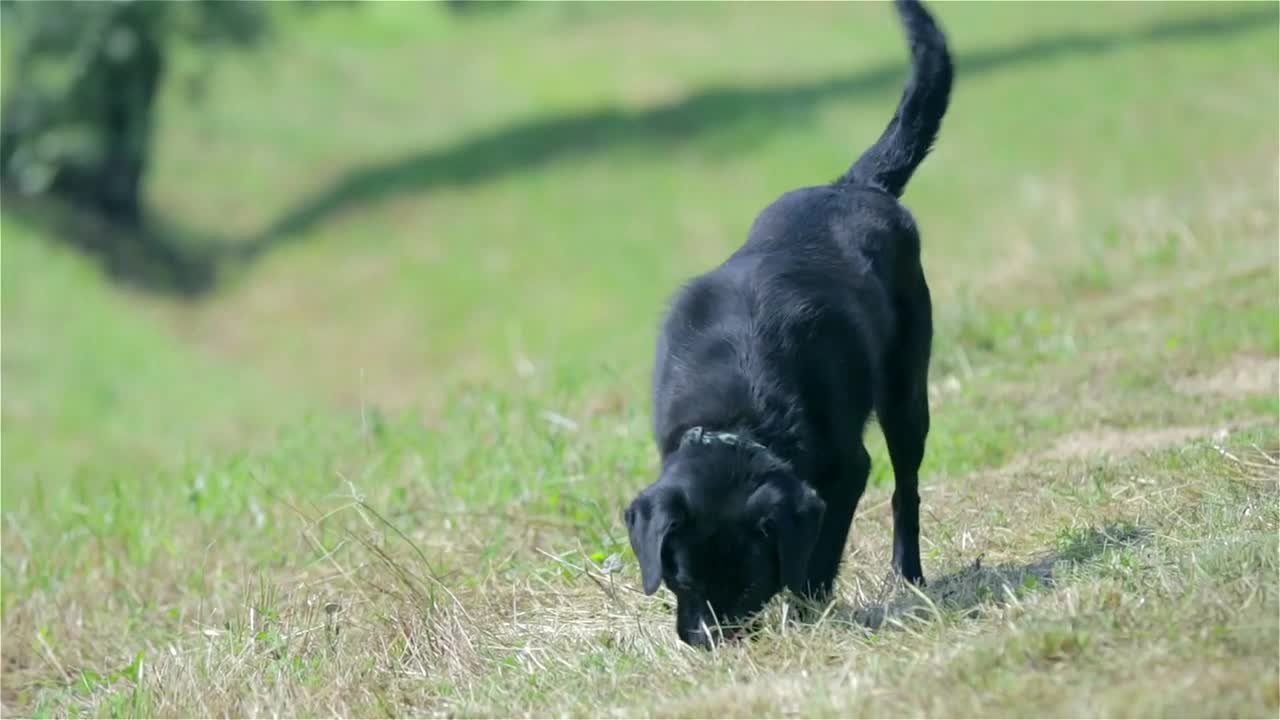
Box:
left=624, top=487, right=683, bottom=595
left=750, top=478, right=826, bottom=595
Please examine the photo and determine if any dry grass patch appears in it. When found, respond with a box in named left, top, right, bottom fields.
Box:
left=1176, top=354, right=1279, bottom=399
left=13, top=424, right=1270, bottom=718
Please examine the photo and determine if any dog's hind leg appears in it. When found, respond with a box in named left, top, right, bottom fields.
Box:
left=877, top=281, right=932, bottom=586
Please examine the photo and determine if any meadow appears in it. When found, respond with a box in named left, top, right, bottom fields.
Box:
left=2, top=2, right=1278, bottom=716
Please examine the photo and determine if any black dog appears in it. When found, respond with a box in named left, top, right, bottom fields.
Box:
left=625, top=0, right=953, bottom=648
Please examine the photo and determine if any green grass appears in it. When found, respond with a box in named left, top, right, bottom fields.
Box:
left=2, top=1, right=1278, bottom=717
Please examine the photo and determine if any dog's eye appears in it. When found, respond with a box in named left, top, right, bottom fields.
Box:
left=670, top=575, right=696, bottom=593
left=757, top=518, right=775, bottom=538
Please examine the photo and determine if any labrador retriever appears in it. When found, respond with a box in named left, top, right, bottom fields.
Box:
left=625, top=0, right=953, bottom=648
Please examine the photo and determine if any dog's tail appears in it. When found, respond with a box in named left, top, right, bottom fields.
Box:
left=839, top=0, right=952, bottom=198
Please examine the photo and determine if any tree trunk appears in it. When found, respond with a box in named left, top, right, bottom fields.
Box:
left=53, top=3, right=165, bottom=228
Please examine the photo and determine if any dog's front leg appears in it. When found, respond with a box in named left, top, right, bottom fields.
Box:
left=793, top=447, right=870, bottom=615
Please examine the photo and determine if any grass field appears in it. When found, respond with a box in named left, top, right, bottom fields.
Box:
left=2, top=1, right=1278, bottom=717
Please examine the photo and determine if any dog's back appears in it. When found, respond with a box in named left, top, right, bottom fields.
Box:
left=655, top=187, right=908, bottom=467
left=653, top=0, right=952, bottom=461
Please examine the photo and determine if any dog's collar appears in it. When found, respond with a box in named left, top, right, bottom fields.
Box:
left=679, top=426, right=770, bottom=454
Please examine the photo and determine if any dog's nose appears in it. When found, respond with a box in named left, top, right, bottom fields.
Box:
left=678, top=619, right=744, bottom=649
left=677, top=622, right=716, bottom=649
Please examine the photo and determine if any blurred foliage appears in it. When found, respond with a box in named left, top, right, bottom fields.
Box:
left=0, top=0, right=271, bottom=226
left=0, top=0, right=505, bottom=231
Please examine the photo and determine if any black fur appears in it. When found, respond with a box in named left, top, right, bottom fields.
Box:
left=625, top=0, right=953, bottom=648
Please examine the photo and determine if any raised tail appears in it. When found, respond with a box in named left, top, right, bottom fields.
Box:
left=840, top=0, right=953, bottom=197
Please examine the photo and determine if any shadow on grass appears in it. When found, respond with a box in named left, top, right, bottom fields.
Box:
left=244, top=5, right=1277, bottom=252
left=9, top=4, right=1275, bottom=297
left=840, top=524, right=1150, bottom=631
left=3, top=195, right=225, bottom=298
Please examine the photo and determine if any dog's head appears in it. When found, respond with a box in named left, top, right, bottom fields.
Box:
left=624, top=448, right=825, bottom=648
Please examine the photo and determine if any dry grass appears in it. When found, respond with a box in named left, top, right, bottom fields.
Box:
left=7, top=420, right=1272, bottom=718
